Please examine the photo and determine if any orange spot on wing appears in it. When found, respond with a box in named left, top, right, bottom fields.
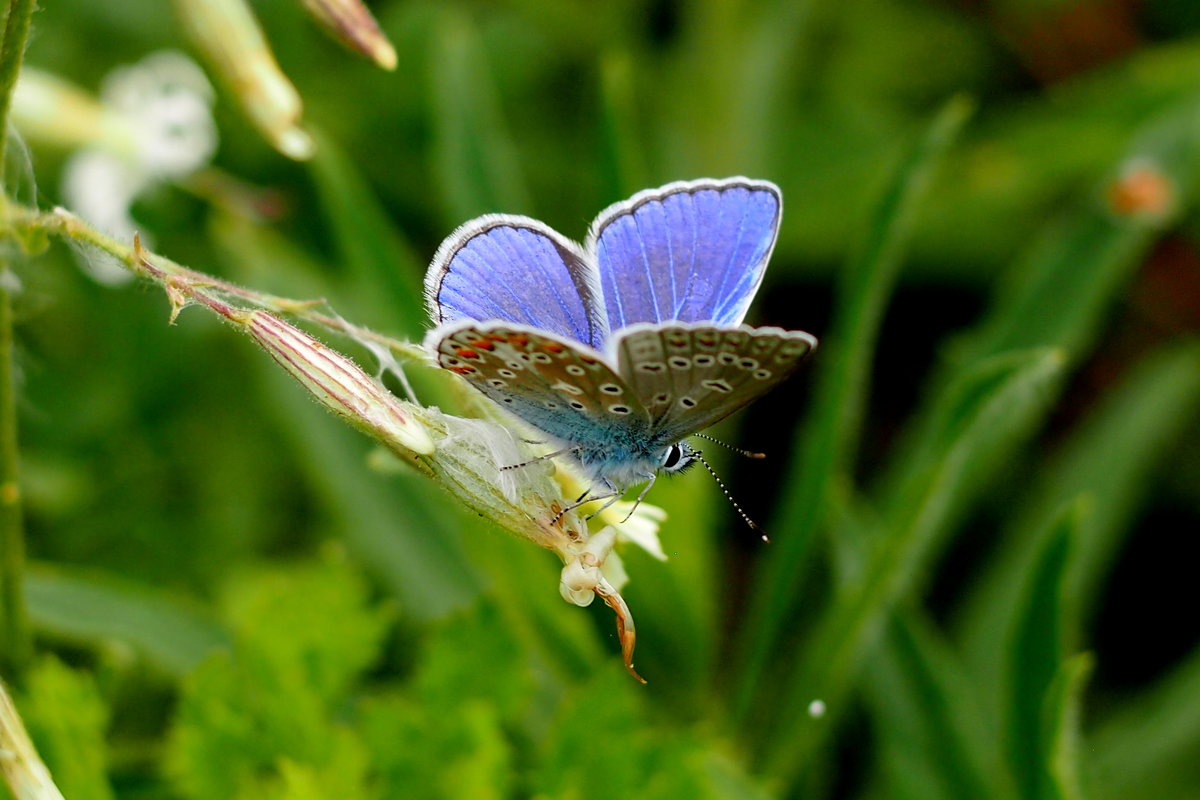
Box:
left=455, top=347, right=480, bottom=359
left=449, top=365, right=477, bottom=375
left=470, top=339, right=495, bottom=351
left=542, top=341, right=565, bottom=354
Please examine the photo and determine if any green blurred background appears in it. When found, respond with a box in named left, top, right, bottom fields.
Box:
left=4, top=0, right=1200, bottom=798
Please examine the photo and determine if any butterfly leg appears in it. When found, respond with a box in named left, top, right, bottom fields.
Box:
left=619, top=473, right=658, bottom=523
left=552, top=478, right=623, bottom=525
left=501, top=445, right=581, bottom=472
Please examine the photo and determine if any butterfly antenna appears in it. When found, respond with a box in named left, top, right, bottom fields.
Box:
left=692, top=433, right=766, bottom=460
left=692, top=451, right=768, bottom=543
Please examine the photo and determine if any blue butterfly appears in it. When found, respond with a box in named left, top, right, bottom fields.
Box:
left=424, top=177, right=817, bottom=524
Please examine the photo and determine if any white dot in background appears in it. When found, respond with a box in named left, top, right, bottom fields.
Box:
left=807, top=699, right=826, bottom=719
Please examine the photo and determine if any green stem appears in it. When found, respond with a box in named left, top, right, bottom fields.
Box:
left=0, top=0, right=36, bottom=183
left=0, top=284, right=27, bottom=682
left=0, top=0, right=36, bottom=683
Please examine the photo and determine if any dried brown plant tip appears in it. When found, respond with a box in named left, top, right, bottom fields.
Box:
left=298, top=0, right=398, bottom=70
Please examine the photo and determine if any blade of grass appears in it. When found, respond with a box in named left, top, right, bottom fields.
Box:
left=306, top=128, right=428, bottom=337
left=596, top=51, right=646, bottom=206
left=866, top=608, right=1013, bottom=800
left=25, top=564, right=229, bottom=676
left=1006, top=499, right=1082, bottom=800
left=429, top=8, right=532, bottom=224
left=959, top=342, right=1200, bottom=702
left=942, top=94, right=1200, bottom=372
left=878, top=93, right=1200, bottom=517
left=757, top=347, right=1064, bottom=782
left=730, top=96, right=973, bottom=722
left=1043, top=654, right=1093, bottom=800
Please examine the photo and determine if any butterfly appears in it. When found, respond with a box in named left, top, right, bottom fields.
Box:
left=424, top=177, right=817, bottom=526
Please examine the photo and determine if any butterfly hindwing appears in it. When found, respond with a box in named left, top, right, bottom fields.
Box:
left=613, top=323, right=817, bottom=441
left=430, top=321, right=651, bottom=446
left=587, top=177, right=781, bottom=331
left=425, top=216, right=608, bottom=350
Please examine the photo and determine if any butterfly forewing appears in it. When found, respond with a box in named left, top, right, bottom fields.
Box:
left=614, top=324, right=816, bottom=441
left=426, top=216, right=608, bottom=350
left=588, top=178, right=781, bottom=332
left=432, top=322, right=651, bottom=446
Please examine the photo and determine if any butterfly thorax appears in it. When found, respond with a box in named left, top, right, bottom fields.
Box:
left=570, top=439, right=696, bottom=489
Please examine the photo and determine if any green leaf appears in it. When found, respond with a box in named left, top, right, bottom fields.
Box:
left=306, top=129, right=427, bottom=337
left=866, top=609, right=1012, bottom=800
left=429, top=9, right=532, bottom=223
left=24, top=564, right=229, bottom=676
left=19, top=657, right=114, bottom=800
left=733, top=95, right=973, bottom=722
left=1006, top=499, right=1082, bottom=800
left=758, top=347, right=1064, bottom=783
left=360, top=696, right=513, bottom=800
left=596, top=51, right=647, bottom=205
left=219, top=555, right=391, bottom=704
left=167, top=557, right=386, bottom=800
left=944, top=95, right=1200, bottom=370
left=959, top=342, right=1200, bottom=706
left=1043, top=653, right=1093, bottom=800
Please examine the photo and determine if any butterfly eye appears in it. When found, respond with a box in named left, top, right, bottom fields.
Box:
left=661, top=444, right=683, bottom=470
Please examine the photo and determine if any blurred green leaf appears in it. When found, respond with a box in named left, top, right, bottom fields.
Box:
left=219, top=554, right=391, bottom=704
left=733, top=95, right=973, bottom=721
left=960, top=342, right=1200, bottom=703
left=1044, top=654, right=1093, bottom=800
left=759, top=347, right=1064, bottom=782
left=596, top=51, right=646, bottom=205
left=306, top=129, right=427, bottom=337
left=429, top=8, right=532, bottom=223
left=360, top=603, right=526, bottom=800
left=19, top=657, right=113, bottom=800
left=25, top=564, right=229, bottom=676
left=946, top=95, right=1200, bottom=368
left=166, top=557, right=384, bottom=800
left=1006, top=499, right=1082, bottom=800
left=867, top=609, right=1011, bottom=800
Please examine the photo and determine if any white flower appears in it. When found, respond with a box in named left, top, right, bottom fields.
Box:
left=59, top=52, right=217, bottom=284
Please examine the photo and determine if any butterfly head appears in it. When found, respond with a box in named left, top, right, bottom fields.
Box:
left=660, top=441, right=699, bottom=475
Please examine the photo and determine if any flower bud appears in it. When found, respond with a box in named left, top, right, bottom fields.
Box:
left=174, top=0, right=315, bottom=160
left=298, top=0, right=397, bottom=70
left=242, top=311, right=433, bottom=457
left=0, top=681, right=65, bottom=800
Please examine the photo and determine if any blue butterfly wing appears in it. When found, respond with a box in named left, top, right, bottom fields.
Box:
left=428, top=321, right=651, bottom=448
left=588, top=178, right=782, bottom=331
left=612, top=323, right=816, bottom=443
left=425, top=215, right=608, bottom=350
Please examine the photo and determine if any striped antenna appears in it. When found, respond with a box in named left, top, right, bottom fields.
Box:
left=692, top=433, right=766, bottom=459
left=692, top=450, right=768, bottom=543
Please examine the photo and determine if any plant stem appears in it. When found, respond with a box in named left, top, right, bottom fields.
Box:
left=0, top=0, right=36, bottom=184
left=0, top=0, right=37, bottom=684
left=0, top=286, right=26, bottom=682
